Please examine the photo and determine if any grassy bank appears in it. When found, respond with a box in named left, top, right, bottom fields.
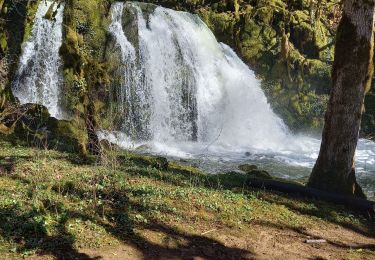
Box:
left=0, top=140, right=374, bottom=259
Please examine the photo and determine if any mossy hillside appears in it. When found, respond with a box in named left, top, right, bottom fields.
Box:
left=23, top=0, right=42, bottom=42
left=197, top=0, right=338, bottom=131
left=58, top=0, right=113, bottom=153
left=60, top=0, right=111, bottom=113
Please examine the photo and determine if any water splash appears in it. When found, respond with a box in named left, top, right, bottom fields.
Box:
left=12, top=0, right=65, bottom=119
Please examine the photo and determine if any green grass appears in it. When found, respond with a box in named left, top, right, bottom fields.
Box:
left=0, top=140, right=373, bottom=259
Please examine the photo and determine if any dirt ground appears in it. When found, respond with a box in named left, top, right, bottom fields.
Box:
left=29, top=220, right=375, bottom=260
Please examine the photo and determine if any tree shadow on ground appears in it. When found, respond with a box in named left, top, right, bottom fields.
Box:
left=0, top=205, right=98, bottom=260
left=258, top=192, right=375, bottom=239
left=61, top=179, right=255, bottom=260
left=71, top=209, right=254, bottom=260
left=122, top=162, right=375, bottom=240
left=0, top=172, right=255, bottom=259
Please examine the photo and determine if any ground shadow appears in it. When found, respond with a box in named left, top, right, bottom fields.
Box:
left=122, top=161, right=375, bottom=239
left=0, top=205, right=97, bottom=260
left=60, top=178, right=255, bottom=260
left=0, top=171, right=254, bottom=259
left=259, top=192, right=375, bottom=238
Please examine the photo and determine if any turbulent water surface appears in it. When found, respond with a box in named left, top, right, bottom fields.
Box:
left=12, top=0, right=65, bottom=119
left=104, top=2, right=375, bottom=198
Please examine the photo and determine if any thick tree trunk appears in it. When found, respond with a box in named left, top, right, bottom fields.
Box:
left=308, top=0, right=375, bottom=198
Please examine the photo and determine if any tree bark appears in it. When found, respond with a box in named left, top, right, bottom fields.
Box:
left=308, top=0, right=375, bottom=198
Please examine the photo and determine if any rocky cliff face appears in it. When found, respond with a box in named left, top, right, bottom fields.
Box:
left=0, top=0, right=373, bottom=152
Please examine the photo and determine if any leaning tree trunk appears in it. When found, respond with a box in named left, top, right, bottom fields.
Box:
left=308, top=0, right=375, bottom=198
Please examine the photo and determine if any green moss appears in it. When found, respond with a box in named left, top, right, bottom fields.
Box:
left=66, top=0, right=110, bottom=60
left=238, top=164, right=258, bottom=172
left=23, top=0, right=41, bottom=42
left=198, top=8, right=237, bottom=46
left=0, top=32, right=6, bottom=52
left=43, top=1, right=56, bottom=20
left=3, top=104, right=87, bottom=154
left=240, top=18, right=265, bottom=63
left=168, top=161, right=205, bottom=177
left=47, top=118, right=88, bottom=154
left=121, top=153, right=169, bottom=171
left=247, top=169, right=273, bottom=180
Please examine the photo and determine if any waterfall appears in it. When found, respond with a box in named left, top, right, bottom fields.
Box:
left=107, top=2, right=289, bottom=150
left=108, top=3, right=152, bottom=140
left=12, top=0, right=65, bottom=119
left=104, top=2, right=375, bottom=198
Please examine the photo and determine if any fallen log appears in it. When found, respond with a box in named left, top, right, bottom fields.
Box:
left=246, top=178, right=375, bottom=217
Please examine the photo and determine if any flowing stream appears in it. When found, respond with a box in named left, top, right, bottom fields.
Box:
left=12, top=0, right=65, bottom=119
left=104, top=2, right=375, bottom=198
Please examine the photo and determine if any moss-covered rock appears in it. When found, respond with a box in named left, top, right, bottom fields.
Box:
left=120, top=153, right=169, bottom=170
left=246, top=169, right=273, bottom=180
left=59, top=0, right=112, bottom=153
left=1, top=104, right=87, bottom=154
left=238, top=164, right=258, bottom=172
left=238, top=164, right=273, bottom=180
left=168, top=161, right=205, bottom=176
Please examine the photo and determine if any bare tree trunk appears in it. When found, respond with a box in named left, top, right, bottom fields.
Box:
left=308, top=0, right=375, bottom=198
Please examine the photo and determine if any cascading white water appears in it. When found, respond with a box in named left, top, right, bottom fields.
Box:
left=12, top=0, right=65, bottom=119
left=108, top=2, right=289, bottom=149
left=108, top=3, right=152, bottom=139
left=103, top=2, right=375, bottom=197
